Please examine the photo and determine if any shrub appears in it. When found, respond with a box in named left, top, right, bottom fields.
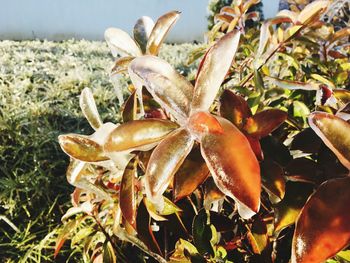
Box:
left=49, top=1, right=350, bottom=262
left=0, top=39, right=199, bottom=262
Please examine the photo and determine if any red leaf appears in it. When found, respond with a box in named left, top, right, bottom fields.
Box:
left=219, top=89, right=252, bottom=129
left=246, top=135, right=264, bottom=161
left=244, top=109, right=287, bottom=139
left=200, top=117, right=261, bottom=219
left=292, top=177, right=350, bottom=262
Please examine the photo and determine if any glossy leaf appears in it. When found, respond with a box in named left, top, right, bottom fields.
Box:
left=201, top=117, right=260, bottom=219
left=129, top=56, right=193, bottom=122
left=290, top=127, right=322, bottom=154
left=276, top=10, right=297, bottom=24
left=285, top=158, right=321, bottom=184
left=105, top=119, right=178, bottom=152
left=104, top=28, right=142, bottom=57
left=292, top=177, right=350, bottom=263
left=146, top=11, right=180, bottom=55
left=120, top=158, right=137, bottom=228
left=219, top=89, right=252, bottom=129
left=297, top=0, right=329, bottom=24
left=144, top=196, right=181, bottom=218
left=58, top=134, right=108, bottom=162
left=274, top=182, right=314, bottom=233
left=133, top=16, right=154, bottom=54
left=309, top=112, right=350, bottom=169
left=267, top=76, right=319, bottom=90
left=111, top=56, right=134, bottom=76
left=247, top=216, right=268, bottom=254
left=244, top=109, right=287, bottom=138
left=260, top=159, right=285, bottom=203
left=145, top=128, right=194, bottom=205
left=214, top=14, right=233, bottom=24
left=122, top=91, right=137, bottom=123
left=192, top=209, right=215, bottom=257
left=173, top=147, right=209, bottom=201
left=191, top=30, right=241, bottom=112
left=188, top=111, right=224, bottom=137
left=79, top=87, right=103, bottom=130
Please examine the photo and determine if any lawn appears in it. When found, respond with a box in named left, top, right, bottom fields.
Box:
left=0, top=39, right=200, bottom=262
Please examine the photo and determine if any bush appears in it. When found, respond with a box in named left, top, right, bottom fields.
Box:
left=56, top=1, right=350, bottom=262
left=0, top=39, right=199, bottom=262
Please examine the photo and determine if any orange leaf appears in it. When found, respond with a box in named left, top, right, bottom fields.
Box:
left=58, top=134, right=108, bottom=162
left=188, top=111, right=224, bottom=136
left=246, top=135, right=264, bottom=161
left=173, top=146, right=209, bottom=201
left=200, top=117, right=261, bottom=219
left=105, top=119, right=178, bottom=152
left=292, top=177, right=350, bottom=262
left=122, top=90, right=137, bottom=123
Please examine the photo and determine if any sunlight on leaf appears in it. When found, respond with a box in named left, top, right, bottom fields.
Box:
left=201, top=117, right=260, bottom=219
left=292, top=177, right=350, bottom=263
left=191, top=30, right=241, bottom=112
left=146, top=11, right=180, bottom=55
left=309, top=112, right=350, bottom=169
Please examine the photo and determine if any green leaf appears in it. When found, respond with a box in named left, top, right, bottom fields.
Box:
left=103, top=241, right=117, bottom=263
left=274, top=182, right=314, bottom=233
left=192, top=209, right=215, bottom=257
left=136, top=198, right=162, bottom=255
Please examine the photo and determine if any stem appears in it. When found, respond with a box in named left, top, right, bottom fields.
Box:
left=92, top=215, right=120, bottom=253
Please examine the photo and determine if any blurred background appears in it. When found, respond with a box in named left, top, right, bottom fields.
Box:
left=0, top=0, right=279, bottom=42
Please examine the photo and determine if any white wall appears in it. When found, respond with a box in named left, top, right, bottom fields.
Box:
left=0, top=0, right=279, bottom=42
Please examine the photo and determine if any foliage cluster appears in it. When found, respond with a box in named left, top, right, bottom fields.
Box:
left=56, top=1, right=350, bottom=263
left=207, top=0, right=263, bottom=30
left=0, top=40, right=199, bottom=262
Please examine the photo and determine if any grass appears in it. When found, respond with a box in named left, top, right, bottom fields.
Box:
left=0, top=39, right=200, bottom=262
